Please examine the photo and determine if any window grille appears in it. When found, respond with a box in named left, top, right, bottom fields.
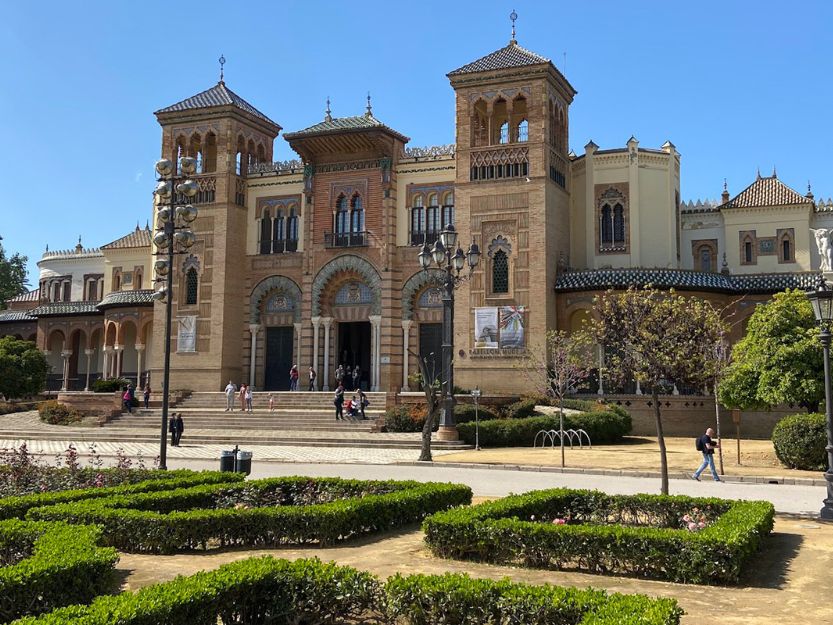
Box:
left=492, top=250, right=509, bottom=294
left=185, top=268, right=198, bottom=306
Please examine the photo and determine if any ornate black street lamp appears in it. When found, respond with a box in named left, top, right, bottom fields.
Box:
left=806, top=274, right=833, bottom=519
left=151, top=157, right=199, bottom=470
left=418, top=224, right=480, bottom=440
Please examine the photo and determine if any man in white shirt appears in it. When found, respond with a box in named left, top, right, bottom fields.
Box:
left=224, top=381, right=236, bottom=411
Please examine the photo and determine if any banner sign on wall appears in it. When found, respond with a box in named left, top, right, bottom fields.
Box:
left=499, top=306, right=526, bottom=348
left=177, top=315, right=197, bottom=353
left=473, top=307, right=499, bottom=349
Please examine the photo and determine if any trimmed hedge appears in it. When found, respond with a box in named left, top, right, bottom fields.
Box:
left=771, top=412, right=827, bottom=470
left=0, top=470, right=244, bottom=520
left=10, top=557, right=682, bottom=625
left=26, top=477, right=473, bottom=554
left=0, top=520, right=118, bottom=623
left=423, top=488, right=774, bottom=584
left=457, top=408, right=631, bottom=447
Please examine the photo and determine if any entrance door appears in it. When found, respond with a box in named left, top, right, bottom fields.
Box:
left=264, top=326, right=294, bottom=390
left=337, top=321, right=371, bottom=390
left=419, top=323, right=442, bottom=385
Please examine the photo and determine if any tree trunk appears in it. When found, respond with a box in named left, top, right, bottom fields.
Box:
left=713, top=383, right=724, bottom=475
left=652, top=388, right=669, bottom=495
left=559, top=396, right=565, bottom=468
left=419, top=412, right=435, bottom=462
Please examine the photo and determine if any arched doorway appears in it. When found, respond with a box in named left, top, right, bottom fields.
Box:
left=249, top=276, right=302, bottom=391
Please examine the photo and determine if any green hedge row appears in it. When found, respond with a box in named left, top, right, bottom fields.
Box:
left=771, top=413, right=827, bottom=470
left=456, top=408, right=631, bottom=447
left=0, top=520, right=118, bottom=623
left=423, top=488, right=774, bottom=584
left=0, top=470, right=243, bottom=520
left=26, top=477, right=473, bottom=554
left=11, top=556, right=683, bottom=625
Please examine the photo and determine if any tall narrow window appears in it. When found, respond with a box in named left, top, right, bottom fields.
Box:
left=350, top=195, right=364, bottom=232
left=273, top=210, right=285, bottom=253
left=287, top=206, right=299, bottom=251
left=517, top=119, right=528, bottom=142
left=744, top=241, right=753, bottom=263
left=492, top=250, right=509, bottom=294
left=600, top=204, right=613, bottom=246
left=499, top=121, right=509, bottom=144
left=426, top=192, right=439, bottom=236
left=260, top=209, right=272, bottom=254
left=441, top=192, right=454, bottom=230
left=613, top=203, right=625, bottom=244
left=335, top=196, right=349, bottom=233
left=782, top=239, right=791, bottom=261
left=411, top=195, right=425, bottom=245
left=235, top=152, right=242, bottom=175
left=134, top=269, right=143, bottom=290
left=185, top=268, right=198, bottom=306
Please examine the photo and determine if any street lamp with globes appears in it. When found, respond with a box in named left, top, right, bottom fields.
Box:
left=152, top=157, right=199, bottom=470
left=418, top=224, right=480, bottom=441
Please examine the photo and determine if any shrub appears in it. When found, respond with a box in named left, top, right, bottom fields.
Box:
left=423, top=488, right=774, bottom=584
left=90, top=378, right=129, bottom=393
left=453, top=403, right=498, bottom=424
left=457, top=409, right=631, bottom=447
left=0, top=520, right=118, bottom=623
left=0, top=402, right=37, bottom=416
left=26, top=477, right=473, bottom=554
left=383, top=405, right=425, bottom=432
left=771, top=413, right=827, bottom=470
left=0, top=470, right=243, bottom=520
left=36, top=401, right=83, bottom=426
left=503, top=397, right=540, bottom=419
left=10, top=557, right=682, bottom=625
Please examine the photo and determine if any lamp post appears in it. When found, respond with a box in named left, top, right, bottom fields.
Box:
left=806, top=274, right=833, bottom=519
left=151, top=157, right=199, bottom=470
left=418, top=224, right=480, bottom=440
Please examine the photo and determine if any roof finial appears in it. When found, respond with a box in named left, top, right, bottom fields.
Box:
left=510, top=9, right=518, bottom=43
left=218, top=54, right=225, bottom=83
left=756, top=167, right=761, bottom=180
left=325, top=96, right=332, bottom=122
left=721, top=178, right=730, bottom=203
left=75, top=236, right=83, bottom=253
left=723, top=178, right=727, bottom=192
left=772, top=165, right=777, bottom=178
left=365, top=92, right=372, bottom=117
left=45, top=243, right=49, bottom=252
left=807, top=181, right=814, bottom=199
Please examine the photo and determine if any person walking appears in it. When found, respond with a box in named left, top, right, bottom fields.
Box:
left=289, top=365, right=299, bottom=391
left=143, top=384, right=151, bottom=409
left=122, top=386, right=133, bottom=414
left=174, top=413, right=184, bottom=446
left=352, top=365, right=361, bottom=391
left=691, top=427, right=722, bottom=482
left=168, top=412, right=177, bottom=447
left=239, top=384, right=247, bottom=412
left=224, top=381, right=236, bottom=411
left=245, top=385, right=253, bottom=413
left=308, top=366, right=317, bottom=391
left=357, top=388, right=369, bottom=420
left=333, top=383, right=345, bottom=421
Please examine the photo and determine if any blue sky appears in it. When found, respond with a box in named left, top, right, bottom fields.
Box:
left=2, top=0, right=832, bottom=283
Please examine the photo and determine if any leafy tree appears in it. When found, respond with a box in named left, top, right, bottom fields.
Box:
left=589, top=288, right=726, bottom=494
left=0, top=336, right=49, bottom=399
left=717, top=290, right=823, bottom=412
left=520, top=330, right=593, bottom=467
left=0, top=236, right=28, bottom=309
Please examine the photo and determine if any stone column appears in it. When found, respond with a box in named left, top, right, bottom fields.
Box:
left=84, top=348, right=94, bottom=391
left=311, top=316, right=321, bottom=390
left=401, top=319, right=413, bottom=391
left=248, top=324, right=260, bottom=388
left=322, top=317, right=333, bottom=391
left=293, top=322, right=303, bottom=368
left=135, top=344, right=145, bottom=388
left=369, top=315, right=381, bottom=392
left=635, top=380, right=642, bottom=395
left=60, top=350, right=72, bottom=391
left=113, top=344, right=122, bottom=379
left=102, top=346, right=111, bottom=380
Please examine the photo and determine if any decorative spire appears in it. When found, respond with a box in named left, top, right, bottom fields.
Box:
left=365, top=92, right=372, bottom=117
left=218, top=54, right=225, bottom=83
left=807, top=181, right=814, bottom=199
left=721, top=252, right=730, bottom=275
left=145, top=220, right=150, bottom=230
left=75, top=236, right=83, bottom=253
left=772, top=165, right=777, bottom=178
left=721, top=178, right=730, bottom=203
left=325, top=96, right=332, bottom=122
left=756, top=167, right=761, bottom=180
left=510, top=9, right=518, bottom=44
left=45, top=243, right=49, bottom=252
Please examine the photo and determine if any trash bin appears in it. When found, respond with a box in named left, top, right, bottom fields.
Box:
left=234, top=450, right=252, bottom=475
left=219, top=450, right=235, bottom=472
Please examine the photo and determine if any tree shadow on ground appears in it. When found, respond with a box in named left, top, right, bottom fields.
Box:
left=736, top=531, right=802, bottom=589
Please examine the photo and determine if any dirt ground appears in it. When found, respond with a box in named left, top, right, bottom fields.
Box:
left=434, top=436, right=823, bottom=480
left=116, top=514, right=833, bottom=625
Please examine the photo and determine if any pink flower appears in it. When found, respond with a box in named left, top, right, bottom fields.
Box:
left=687, top=522, right=697, bottom=531
left=552, top=518, right=567, bottom=525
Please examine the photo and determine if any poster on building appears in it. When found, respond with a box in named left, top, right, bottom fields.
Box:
left=177, top=315, right=197, bottom=353
left=499, top=306, right=526, bottom=348
left=473, top=307, right=499, bottom=349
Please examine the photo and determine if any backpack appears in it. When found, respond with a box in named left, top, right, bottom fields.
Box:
left=695, top=436, right=704, bottom=452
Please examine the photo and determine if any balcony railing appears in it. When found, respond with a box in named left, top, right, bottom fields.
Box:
left=470, top=146, right=529, bottom=182
left=325, top=231, right=368, bottom=248
left=259, top=238, right=299, bottom=255
left=410, top=231, right=440, bottom=246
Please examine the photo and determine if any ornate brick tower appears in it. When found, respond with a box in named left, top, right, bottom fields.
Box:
left=150, top=75, right=281, bottom=390
left=448, top=25, right=576, bottom=393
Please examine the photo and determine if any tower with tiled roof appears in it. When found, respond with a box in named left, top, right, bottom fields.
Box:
left=150, top=59, right=282, bottom=389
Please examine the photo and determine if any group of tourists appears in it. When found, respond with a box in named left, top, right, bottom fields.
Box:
left=333, top=384, right=369, bottom=421
left=224, top=381, right=253, bottom=412
left=121, top=383, right=153, bottom=413
left=168, top=412, right=184, bottom=446
left=334, top=364, right=362, bottom=391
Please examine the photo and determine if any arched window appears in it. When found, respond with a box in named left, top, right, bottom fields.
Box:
left=782, top=239, right=791, bottom=261
left=185, top=268, right=198, bottom=306
left=517, top=119, right=528, bottom=142
left=335, top=196, right=349, bottom=233
left=492, top=250, right=509, bottom=294
left=260, top=208, right=272, bottom=254
left=426, top=192, right=439, bottom=235
left=613, top=203, right=625, bottom=244
left=273, top=209, right=285, bottom=253
left=350, top=194, right=364, bottom=233
left=204, top=133, right=217, bottom=172
left=134, top=268, right=143, bottom=290
left=499, top=121, right=509, bottom=144
left=113, top=271, right=121, bottom=292
left=287, top=206, right=299, bottom=251
left=778, top=228, right=795, bottom=263
left=235, top=151, right=242, bottom=175
left=744, top=240, right=753, bottom=264
left=411, top=194, right=425, bottom=245
left=195, top=151, right=203, bottom=173
left=441, top=191, right=454, bottom=230
left=600, top=204, right=613, bottom=246
left=471, top=100, right=488, bottom=147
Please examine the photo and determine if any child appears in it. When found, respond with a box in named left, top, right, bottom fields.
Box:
left=245, top=385, right=253, bottom=413
left=268, top=392, right=275, bottom=412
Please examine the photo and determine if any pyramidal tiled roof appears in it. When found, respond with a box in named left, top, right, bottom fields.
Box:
left=283, top=114, right=409, bottom=142
left=0, top=310, right=36, bottom=323
left=102, top=226, right=152, bottom=250
left=448, top=40, right=551, bottom=76
left=719, top=175, right=813, bottom=209
left=8, top=289, right=39, bottom=303
left=155, top=81, right=279, bottom=127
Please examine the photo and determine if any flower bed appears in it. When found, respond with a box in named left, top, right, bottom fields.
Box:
left=10, top=557, right=683, bottom=625
left=0, top=470, right=243, bottom=520
left=423, top=489, right=774, bottom=584
left=0, top=520, right=118, bottom=623
left=26, top=477, right=473, bottom=554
